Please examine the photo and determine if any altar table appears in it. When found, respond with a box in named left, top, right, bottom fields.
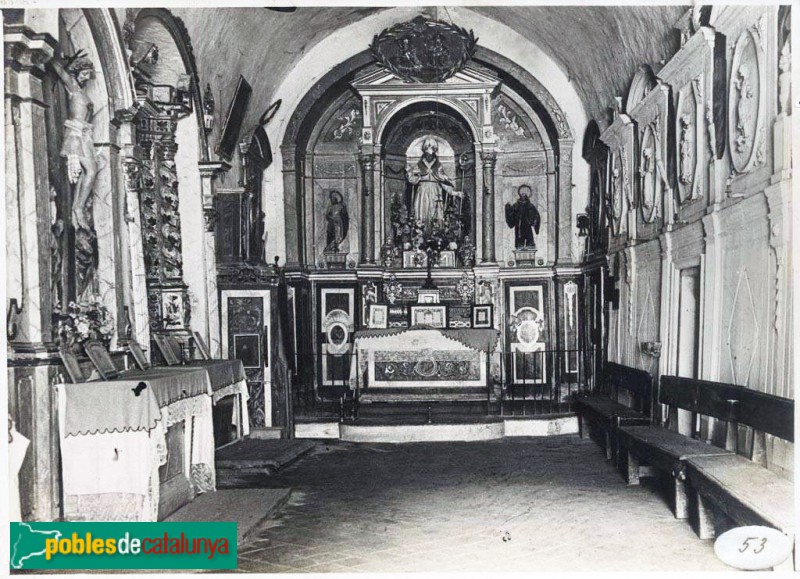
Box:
left=351, top=328, right=498, bottom=388
left=56, top=360, right=248, bottom=521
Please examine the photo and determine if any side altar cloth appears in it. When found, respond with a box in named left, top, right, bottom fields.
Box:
left=351, top=327, right=499, bottom=388
left=56, top=360, right=248, bottom=521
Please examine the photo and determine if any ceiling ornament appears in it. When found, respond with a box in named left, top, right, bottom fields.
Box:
left=369, top=16, right=477, bottom=84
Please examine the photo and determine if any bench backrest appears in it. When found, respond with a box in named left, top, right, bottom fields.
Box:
left=736, top=388, right=794, bottom=443
left=605, top=362, right=652, bottom=416
left=660, top=375, right=794, bottom=443
left=660, top=376, right=741, bottom=422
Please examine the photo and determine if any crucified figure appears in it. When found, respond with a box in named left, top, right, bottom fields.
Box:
left=48, top=50, right=98, bottom=231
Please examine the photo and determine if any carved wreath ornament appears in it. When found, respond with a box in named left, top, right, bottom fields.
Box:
left=370, top=16, right=478, bottom=84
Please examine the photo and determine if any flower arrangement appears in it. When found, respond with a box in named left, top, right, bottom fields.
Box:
left=56, top=299, right=114, bottom=350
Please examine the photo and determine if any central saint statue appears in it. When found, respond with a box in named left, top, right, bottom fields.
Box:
left=406, top=137, right=461, bottom=227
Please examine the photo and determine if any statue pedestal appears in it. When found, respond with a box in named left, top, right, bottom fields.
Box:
left=323, top=251, right=348, bottom=270
left=513, top=248, right=538, bottom=267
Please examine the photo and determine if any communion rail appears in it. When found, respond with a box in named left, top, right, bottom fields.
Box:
left=290, top=347, right=599, bottom=422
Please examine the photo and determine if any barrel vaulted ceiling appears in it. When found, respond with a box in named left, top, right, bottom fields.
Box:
left=167, top=5, right=686, bottom=150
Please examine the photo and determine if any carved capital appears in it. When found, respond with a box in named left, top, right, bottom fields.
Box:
left=359, top=153, right=376, bottom=170
left=480, top=151, right=497, bottom=169
left=122, top=157, right=142, bottom=191
left=198, top=160, right=231, bottom=180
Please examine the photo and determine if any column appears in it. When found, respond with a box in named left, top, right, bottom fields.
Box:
left=557, top=139, right=574, bottom=264
left=5, top=23, right=62, bottom=522
left=121, top=155, right=150, bottom=352
left=359, top=152, right=376, bottom=265
left=280, top=145, right=302, bottom=268
left=199, top=161, right=230, bottom=358
left=480, top=151, right=497, bottom=263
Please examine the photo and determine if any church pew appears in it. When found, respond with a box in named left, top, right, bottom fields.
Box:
left=615, top=377, right=736, bottom=519
left=574, top=362, right=652, bottom=462
left=684, top=387, right=794, bottom=542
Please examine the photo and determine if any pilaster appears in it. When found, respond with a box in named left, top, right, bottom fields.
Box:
left=480, top=150, right=497, bottom=264
left=5, top=26, right=58, bottom=349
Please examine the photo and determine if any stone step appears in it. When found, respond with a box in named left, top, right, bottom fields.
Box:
left=216, top=439, right=316, bottom=487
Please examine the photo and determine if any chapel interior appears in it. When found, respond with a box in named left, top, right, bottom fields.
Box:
left=4, top=4, right=795, bottom=571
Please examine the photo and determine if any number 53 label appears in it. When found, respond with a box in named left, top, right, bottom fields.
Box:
left=714, top=526, right=793, bottom=570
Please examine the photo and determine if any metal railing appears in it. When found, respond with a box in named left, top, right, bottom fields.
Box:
left=496, top=348, right=598, bottom=416
left=290, top=347, right=598, bottom=421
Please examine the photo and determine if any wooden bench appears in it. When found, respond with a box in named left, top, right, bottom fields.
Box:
left=616, top=376, right=737, bottom=519
left=575, top=362, right=652, bottom=462
left=684, top=387, right=794, bottom=542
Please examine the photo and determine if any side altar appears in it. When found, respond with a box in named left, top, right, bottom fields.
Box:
left=351, top=327, right=498, bottom=388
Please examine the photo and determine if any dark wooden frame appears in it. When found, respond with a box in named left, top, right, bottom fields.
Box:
left=59, top=348, right=85, bottom=383
left=83, top=340, right=120, bottom=380
left=471, top=304, right=493, bottom=329
left=128, top=339, right=151, bottom=370
left=233, top=333, right=261, bottom=368
left=215, top=75, right=252, bottom=162
left=192, top=331, right=211, bottom=361
left=153, top=333, right=181, bottom=366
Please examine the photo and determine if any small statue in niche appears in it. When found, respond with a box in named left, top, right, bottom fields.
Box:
left=324, top=190, right=349, bottom=252
left=504, top=185, right=541, bottom=249
left=48, top=50, right=101, bottom=232
left=249, top=211, right=266, bottom=263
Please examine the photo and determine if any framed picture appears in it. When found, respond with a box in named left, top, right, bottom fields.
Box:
left=368, top=304, right=388, bottom=329
left=472, top=304, right=494, bottom=329
left=233, top=334, right=261, bottom=368
left=216, top=75, right=252, bottom=161
left=153, top=333, right=181, bottom=366
left=83, top=340, right=120, bottom=380
left=128, top=340, right=151, bottom=370
left=438, top=250, right=456, bottom=268
left=402, top=250, right=425, bottom=268
left=192, top=331, right=211, bottom=361
left=59, top=349, right=84, bottom=383
left=409, top=305, right=448, bottom=329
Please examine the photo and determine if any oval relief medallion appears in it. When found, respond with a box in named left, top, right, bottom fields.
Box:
left=729, top=26, right=764, bottom=174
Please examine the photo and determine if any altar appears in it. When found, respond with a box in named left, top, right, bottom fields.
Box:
left=56, top=360, right=248, bottom=521
left=351, top=328, right=498, bottom=388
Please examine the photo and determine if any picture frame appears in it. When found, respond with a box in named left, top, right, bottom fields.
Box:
left=83, top=340, right=120, bottom=380
left=192, top=331, right=211, bottom=361
left=59, top=348, right=84, bottom=384
left=215, top=75, right=252, bottom=161
left=233, top=334, right=261, bottom=368
left=472, top=304, right=494, bottom=329
left=128, top=340, right=151, bottom=370
left=409, top=304, right=448, bottom=329
left=165, top=334, right=186, bottom=363
left=153, top=333, right=181, bottom=366
left=368, top=304, right=388, bottom=329
left=437, top=250, right=456, bottom=268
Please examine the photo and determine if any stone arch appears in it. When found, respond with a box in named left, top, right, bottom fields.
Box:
left=130, top=7, right=209, bottom=159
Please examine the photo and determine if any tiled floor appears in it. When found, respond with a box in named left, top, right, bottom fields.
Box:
left=236, top=435, right=733, bottom=572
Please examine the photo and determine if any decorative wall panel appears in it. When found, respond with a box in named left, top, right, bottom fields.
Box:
left=221, top=291, right=271, bottom=428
